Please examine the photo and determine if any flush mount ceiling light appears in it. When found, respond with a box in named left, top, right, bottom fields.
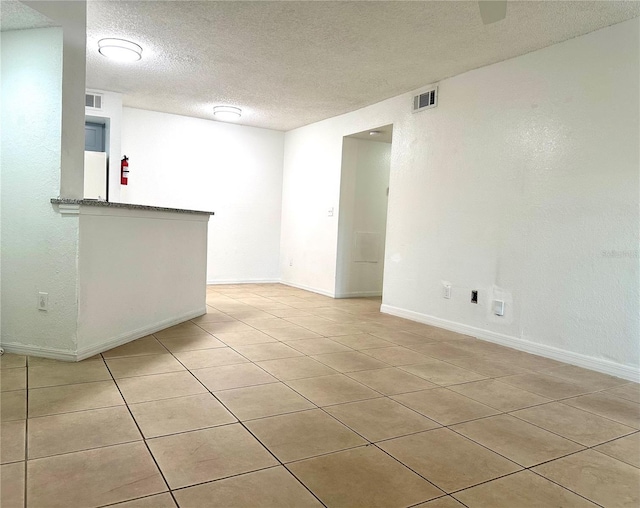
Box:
left=213, top=106, right=242, bottom=121
left=98, top=38, right=143, bottom=62
left=369, top=130, right=381, bottom=136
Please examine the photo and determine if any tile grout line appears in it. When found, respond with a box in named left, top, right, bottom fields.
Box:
left=587, top=428, right=640, bottom=453
left=71, top=340, right=600, bottom=502
left=207, top=286, right=640, bottom=505
left=23, top=355, right=29, bottom=508
left=442, top=424, right=608, bottom=506
left=444, top=421, right=580, bottom=470
left=100, top=354, right=179, bottom=508
left=95, top=491, right=174, bottom=508
left=24, top=437, right=147, bottom=463
left=405, top=494, right=469, bottom=508
left=144, top=322, right=449, bottom=454
left=19, top=370, right=624, bottom=506
left=369, top=439, right=455, bottom=499
left=526, top=468, right=607, bottom=508
left=99, top=343, right=639, bottom=435
left=13, top=284, right=637, bottom=508
left=159, top=341, right=330, bottom=508
left=504, top=405, right=638, bottom=448
left=191, top=297, right=469, bottom=505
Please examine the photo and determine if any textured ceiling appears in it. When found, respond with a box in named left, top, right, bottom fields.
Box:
left=83, top=1, right=638, bottom=131
left=0, top=0, right=58, bottom=31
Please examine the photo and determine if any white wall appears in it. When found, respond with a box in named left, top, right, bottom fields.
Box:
left=85, top=90, right=123, bottom=202
left=25, top=0, right=87, bottom=199
left=76, top=206, right=209, bottom=358
left=121, top=108, right=285, bottom=284
left=83, top=151, right=107, bottom=199
left=1, top=4, right=209, bottom=362
left=336, top=138, right=391, bottom=297
left=281, top=18, right=640, bottom=379
left=280, top=122, right=345, bottom=295
left=1, top=27, right=80, bottom=355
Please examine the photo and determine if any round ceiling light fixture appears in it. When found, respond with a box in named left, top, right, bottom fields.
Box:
left=213, top=106, right=242, bottom=121
left=369, top=130, right=382, bottom=136
left=98, top=38, right=143, bottom=62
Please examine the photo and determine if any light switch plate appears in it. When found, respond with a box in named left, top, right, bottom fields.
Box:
left=38, top=292, right=49, bottom=311
left=493, top=299, right=505, bottom=316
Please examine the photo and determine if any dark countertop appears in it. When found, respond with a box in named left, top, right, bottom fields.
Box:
left=51, top=198, right=214, bottom=215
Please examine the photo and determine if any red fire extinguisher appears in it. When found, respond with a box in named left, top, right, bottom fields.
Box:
left=121, top=156, right=129, bottom=185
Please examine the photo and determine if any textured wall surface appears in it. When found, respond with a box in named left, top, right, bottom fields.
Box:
left=281, top=121, right=346, bottom=294
left=120, top=108, right=285, bottom=283
left=1, top=28, right=80, bottom=354
left=281, top=18, right=639, bottom=374
left=25, top=0, right=87, bottom=198
left=77, top=207, right=208, bottom=356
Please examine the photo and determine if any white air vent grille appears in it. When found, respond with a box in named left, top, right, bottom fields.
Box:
left=413, top=87, right=438, bottom=113
left=85, top=93, right=103, bottom=110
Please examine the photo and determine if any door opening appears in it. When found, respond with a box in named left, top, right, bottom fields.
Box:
left=336, top=124, right=392, bottom=299
left=84, top=120, right=108, bottom=201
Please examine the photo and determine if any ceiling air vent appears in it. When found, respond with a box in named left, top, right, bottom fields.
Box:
left=85, top=92, right=103, bottom=110
left=413, top=87, right=438, bottom=113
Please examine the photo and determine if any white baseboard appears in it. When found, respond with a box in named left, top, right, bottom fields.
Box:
left=280, top=280, right=335, bottom=298
left=207, top=278, right=280, bottom=285
left=381, top=304, right=639, bottom=383
left=76, top=308, right=206, bottom=360
left=1, top=309, right=206, bottom=362
left=335, top=290, right=382, bottom=299
left=0, top=342, right=77, bottom=362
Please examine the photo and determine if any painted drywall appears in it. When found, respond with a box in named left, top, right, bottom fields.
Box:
left=281, top=18, right=640, bottom=378
left=280, top=121, right=345, bottom=295
left=336, top=138, right=391, bottom=297
left=85, top=89, right=123, bottom=202
left=84, top=151, right=107, bottom=199
left=0, top=27, right=80, bottom=354
left=25, top=1, right=87, bottom=199
left=120, top=108, right=285, bottom=283
left=76, top=206, right=209, bottom=358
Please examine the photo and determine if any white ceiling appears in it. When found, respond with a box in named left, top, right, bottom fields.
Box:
left=10, top=1, right=640, bottom=132
left=0, top=1, right=57, bottom=31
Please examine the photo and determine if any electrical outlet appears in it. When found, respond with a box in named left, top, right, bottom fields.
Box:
left=38, top=292, right=48, bottom=311
left=493, top=299, right=505, bottom=316
left=289, top=258, right=293, bottom=267
left=328, top=207, right=334, bottom=217
left=443, top=284, right=451, bottom=299
left=471, top=290, right=478, bottom=304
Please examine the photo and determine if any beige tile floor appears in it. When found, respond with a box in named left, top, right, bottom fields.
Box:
left=1, top=283, right=639, bottom=508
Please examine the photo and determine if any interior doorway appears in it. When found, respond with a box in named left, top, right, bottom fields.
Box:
left=335, top=124, right=393, bottom=298
left=84, top=120, right=108, bottom=201
left=85, top=121, right=105, bottom=152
